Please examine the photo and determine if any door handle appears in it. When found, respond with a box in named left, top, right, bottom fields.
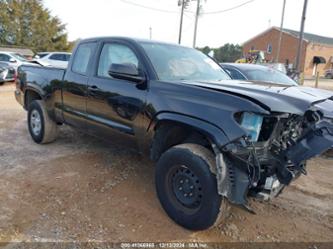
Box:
left=88, top=85, right=99, bottom=91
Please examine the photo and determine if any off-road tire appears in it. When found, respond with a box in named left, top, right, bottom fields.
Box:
left=28, top=100, right=58, bottom=144
left=155, top=143, right=229, bottom=230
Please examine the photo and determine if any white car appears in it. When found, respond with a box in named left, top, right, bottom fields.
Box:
left=0, top=62, right=16, bottom=85
left=34, top=52, right=71, bottom=68
left=0, top=51, right=30, bottom=70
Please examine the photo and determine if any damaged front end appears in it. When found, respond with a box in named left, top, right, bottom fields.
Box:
left=215, top=107, right=333, bottom=207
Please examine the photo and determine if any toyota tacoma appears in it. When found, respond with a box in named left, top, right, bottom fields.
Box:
left=15, top=37, right=333, bottom=230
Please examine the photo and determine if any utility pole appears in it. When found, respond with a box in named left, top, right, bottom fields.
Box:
left=295, top=0, right=308, bottom=76
left=178, top=0, right=185, bottom=44
left=193, top=0, right=201, bottom=48
left=149, top=26, right=152, bottom=40
left=276, top=0, right=286, bottom=62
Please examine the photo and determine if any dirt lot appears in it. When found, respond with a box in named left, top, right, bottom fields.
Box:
left=0, top=83, right=333, bottom=243
left=303, top=78, right=333, bottom=91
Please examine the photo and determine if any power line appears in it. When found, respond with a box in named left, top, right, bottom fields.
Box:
left=118, top=0, right=180, bottom=14
left=203, top=0, right=256, bottom=15
left=118, top=0, right=256, bottom=16
left=183, top=10, right=193, bottom=19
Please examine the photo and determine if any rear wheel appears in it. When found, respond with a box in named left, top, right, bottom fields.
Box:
left=28, top=100, right=58, bottom=144
left=155, top=143, right=228, bottom=230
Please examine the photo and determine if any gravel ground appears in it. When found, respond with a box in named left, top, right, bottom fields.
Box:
left=303, top=78, right=333, bottom=91
left=0, top=83, right=332, bottom=244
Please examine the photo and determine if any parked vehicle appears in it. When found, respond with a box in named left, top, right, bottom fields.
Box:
left=0, top=51, right=30, bottom=70
left=15, top=37, right=333, bottom=230
left=0, top=62, right=16, bottom=85
left=262, top=63, right=287, bottom=74
left=325, top=69, right=333, bottom=79
left=34, top=52, right=71, bottom=68
left=220, top=63, right=297, bottom=86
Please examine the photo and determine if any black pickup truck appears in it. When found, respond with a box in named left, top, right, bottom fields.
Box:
left=15, top=37, right=333, bottom=230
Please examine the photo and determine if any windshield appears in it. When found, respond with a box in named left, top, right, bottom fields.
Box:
left=140, top=42, right=230, bottom=82
left=11, top=53, right=27, bottom=62
left=243, top=67, right=297, bottom=86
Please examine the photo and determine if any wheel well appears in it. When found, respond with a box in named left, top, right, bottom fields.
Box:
left=25, top=90, right=42, bottom=109
left=150, top=121, right=213, bottom=161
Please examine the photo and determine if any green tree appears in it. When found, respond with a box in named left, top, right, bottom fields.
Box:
left=0, top=0, right=72, bottom=52
left=200, top=46, right=211, bottom=55
left=215, top=43, right=243, bottom=63
left=198, top=43, right=243, bottom=63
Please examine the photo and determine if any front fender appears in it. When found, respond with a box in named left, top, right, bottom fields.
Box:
left=150, top=111, right=230, bottom=148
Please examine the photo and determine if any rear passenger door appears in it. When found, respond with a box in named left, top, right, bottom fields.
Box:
left=86, top=41, right=148, bottom=147
left=62, top=42, right=97, bottom=129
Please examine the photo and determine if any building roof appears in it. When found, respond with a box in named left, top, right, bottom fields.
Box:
left=0, top=47, right=34, bottom=56
left=282, top=28, right=333, bottom=45
left=244, top=27, right=333, bottom=46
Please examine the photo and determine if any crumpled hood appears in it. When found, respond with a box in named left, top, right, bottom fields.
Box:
left=183, top=80, right=333, bottom=115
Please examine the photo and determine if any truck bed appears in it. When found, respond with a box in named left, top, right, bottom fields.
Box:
left=16, top=64, right=66, bottom=107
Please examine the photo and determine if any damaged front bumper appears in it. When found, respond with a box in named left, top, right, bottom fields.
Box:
left=214, top=114, right=333, bottom=207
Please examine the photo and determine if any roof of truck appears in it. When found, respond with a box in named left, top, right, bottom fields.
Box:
left=79, top=36, right=189, bottom=48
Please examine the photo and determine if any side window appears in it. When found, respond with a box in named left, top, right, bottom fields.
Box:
left=0, top=54, right=10, bottom=62
left=97, top=43, right=139, bottom=78
left=225, top=68, right=246, bottom=80
left=38, top=53, right=49, bottom=58
left=50, top=54, right=64, bottom=61
left=64, top=54, right=71, bottom=61
left=72, top=43, right=96, bottom=75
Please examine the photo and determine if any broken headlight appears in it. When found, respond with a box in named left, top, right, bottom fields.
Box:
left=239, top=112, right=264, bottom=142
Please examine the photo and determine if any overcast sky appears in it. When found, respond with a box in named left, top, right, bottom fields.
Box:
left=43, top=0, right=332, bottom=48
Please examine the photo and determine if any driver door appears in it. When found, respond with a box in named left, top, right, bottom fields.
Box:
left=86, top=41, right=147, bottom=148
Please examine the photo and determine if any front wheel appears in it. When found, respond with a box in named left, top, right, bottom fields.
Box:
left=28, top=100, right=58, bottom=144
left=155, top=143, right=228, bottom=230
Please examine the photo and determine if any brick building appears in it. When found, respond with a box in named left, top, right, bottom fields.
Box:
left=243, top=27, right=333, bottom=77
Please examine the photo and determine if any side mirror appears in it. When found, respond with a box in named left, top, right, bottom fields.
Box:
left=108, top=63, right=145, bottom=83
left=9, top=58, right=17, bottom=63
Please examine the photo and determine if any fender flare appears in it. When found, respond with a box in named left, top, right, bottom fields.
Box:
left=149, top=112, right=230, bottom=148
left=24, top=86, right=45, bottom=108
left=23, top=85, right=57, bottom=122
